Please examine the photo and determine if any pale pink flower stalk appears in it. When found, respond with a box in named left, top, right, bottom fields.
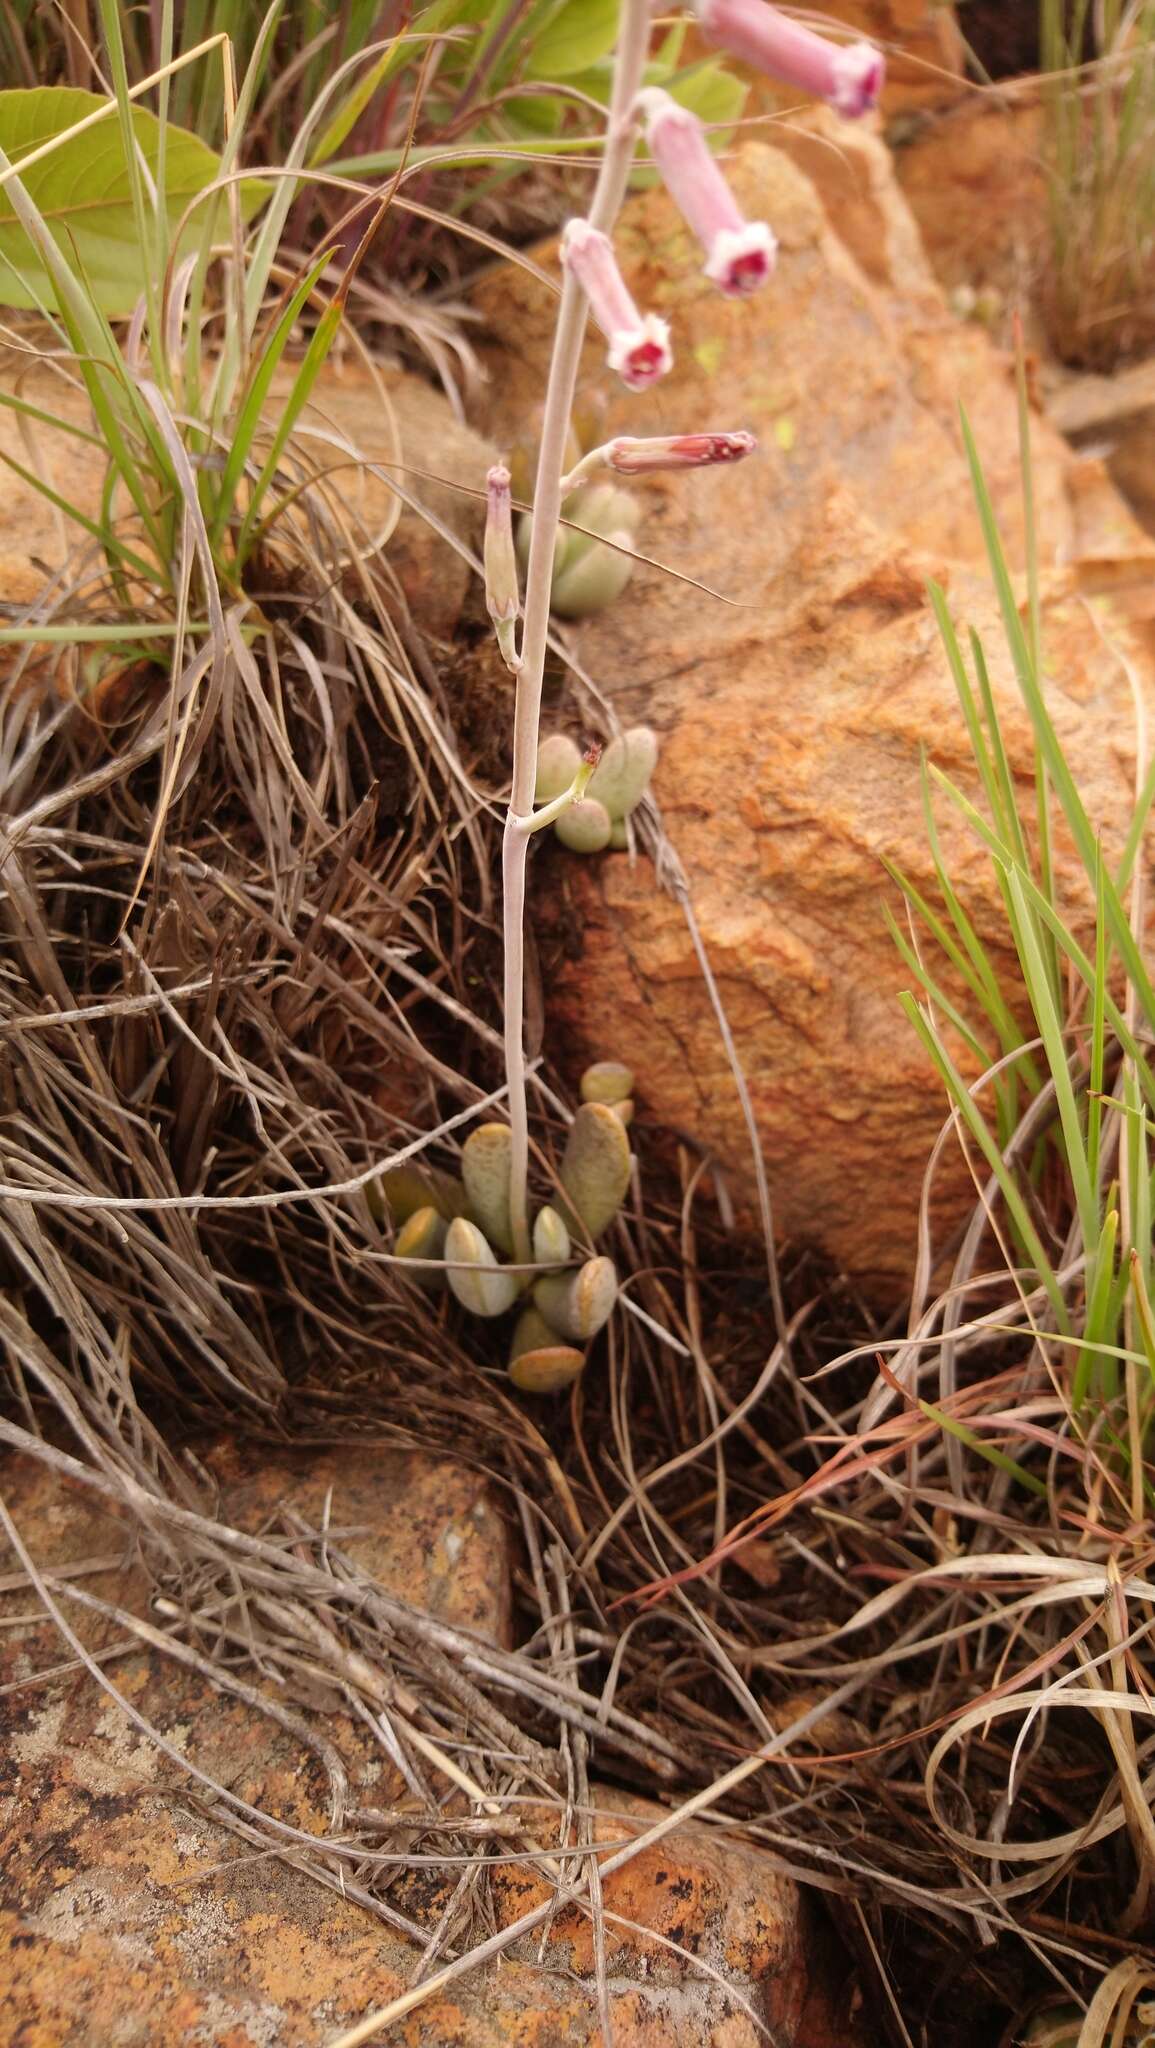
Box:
left=560, top=430, right=757, bottom=494
left=694, top=0, right=885, bottom=119
left=637, top=88, right=776, bottom=297
left=560, top=219, right=672, bottom=391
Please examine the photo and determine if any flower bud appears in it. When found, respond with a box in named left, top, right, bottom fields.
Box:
left=693, top=0, right=884, bottom=120
left=561, top=219, right=673, bottom=392
left=638, top=88, right=776, bottom=296
left=484, top=463, right=520, bottom=672
left=605, top=430, right=757, bottom=476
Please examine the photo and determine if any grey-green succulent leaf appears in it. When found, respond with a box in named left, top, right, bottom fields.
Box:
left=509, top=1343, right=586, bottom=1393
left=580, top=1061, right=635, bottom=1106
left=377, top=1163, right=469, bottom=1227
left=535, top=1255, right=618, bottom=1343
left=536, top=733, right=583, bottom=804
left=461, top=1122, right=514, bottom=1256
left=554, top=797, right=612, bottom=854
left=560, top=1101, right=632, bottom=1239
left=394, top=1205, right=448, bottom=1289
left=532, top=1204, right=571, bottom=1268
left=444, top=1217, right=519, bottom=1319
left=508, top=1304, right=586, bottom=1393
left=587, top=725, right=659, bottom=820
left=550, top=530, right=636, bottom=618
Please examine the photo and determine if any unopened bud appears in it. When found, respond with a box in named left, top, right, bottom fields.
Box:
left=561, top=219, right=672, bottom=392
left=637, top=88, right=776, bottom=297
left=559, top=431, right=756, bottom=495
left=484, top=463, right=521, bottom=673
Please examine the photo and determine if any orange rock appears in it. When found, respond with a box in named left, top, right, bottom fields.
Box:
left=470, top=143, right=1151, bottom=1296
left=0, top=1451, right=862, bottom=2044
left=890, top=94, right=1046, bottom=321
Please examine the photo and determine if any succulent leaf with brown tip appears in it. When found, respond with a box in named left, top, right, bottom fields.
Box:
left=395, top=1205, right=448, bottom=1289
left=535, top=1255, right=618, bottom=1343
left=508, top=1305, right=585, bottom=1392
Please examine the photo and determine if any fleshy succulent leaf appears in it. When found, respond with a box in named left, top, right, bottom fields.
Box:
left=444, top=1217, right=519, bottom=1318
left=588, top=726, right=659, bottom=819
left=532, top=1204, right=571, bottom=1267
left=559, top=1103, right=631, bottom=1239
left=536, top=733, right=583, bottom=803
left=509, top=1343, right=586, bottom=1393
left=580, top=1060, right=635, bottom=1105
left=535, top=1255, right=618, bottom=1342
left=555, top=797, right=612, bottom=854
left=461, top=1122, right=515, bottom=1256
left=551, top=530, right=636, bottom=617
left=508, top=1304, right=586, bottom=1392
left=394, top=1205, right=448, bottom=1289
left=378, top=1163, right=469, bottom=1226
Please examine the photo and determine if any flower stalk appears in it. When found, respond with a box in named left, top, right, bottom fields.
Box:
left=501, top=0, right=655, bottom=1266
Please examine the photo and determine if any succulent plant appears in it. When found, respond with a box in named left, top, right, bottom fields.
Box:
left=554, top=797, right=612, bottom=854
left=532, top=1205, right=571, bottom=1268
left=461, top=1122, right=514, bottom=1257
left=518, top=480, right=642, bottom=621
left=559, top=1101, right=631, bottom=1240
left=394, top=1204, right=448, bottom=1288
left=535, top=724, right=658, bottom=856
left=443, top=1217, right=519, bottom=1319
left=508, top=1306, right=585, bottom=1394
left=534, top=1255, right=618, bottom=1343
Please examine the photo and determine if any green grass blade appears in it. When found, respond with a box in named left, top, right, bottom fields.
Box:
left=900, top=990, right=1069, bottom=1328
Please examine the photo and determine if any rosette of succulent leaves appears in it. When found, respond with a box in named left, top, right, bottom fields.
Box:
left=378, top=1062, right=636, bottom=1394
left=536, top=726, right=659, bottom=853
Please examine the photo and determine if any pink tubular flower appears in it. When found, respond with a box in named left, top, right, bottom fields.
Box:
left=693, top=0, right=885, bottom=120
left=561, top=219, right=672, bottom=392
left=637, top=88, right=776, bottom=297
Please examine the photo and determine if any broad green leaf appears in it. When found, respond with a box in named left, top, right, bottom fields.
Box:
left=667, top=59, right=747, bottom=130
left=0, top=86, right=265, bottom=315
left=502, top=92, right=567, bottom=138
left=525, top=0, right=620, bottom=79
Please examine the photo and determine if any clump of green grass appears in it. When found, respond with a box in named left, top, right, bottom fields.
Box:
left=1040, top=0, right=1155, bottom=366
